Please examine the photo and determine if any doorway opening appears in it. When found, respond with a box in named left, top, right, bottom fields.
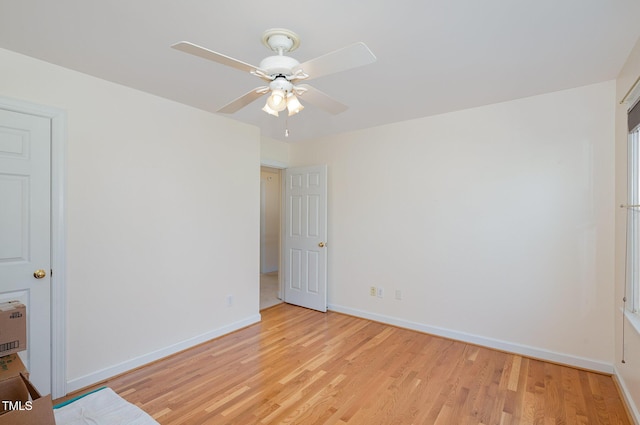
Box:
left=260, top=166, right=283, bottom=310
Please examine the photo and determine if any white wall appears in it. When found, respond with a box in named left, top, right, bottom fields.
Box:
left=261, top=136, right=289, bottom=167
left=290, top=81, right=616, bottom=370
left=0, top=48, right=261, bottom=391
left=615, top=37, right=640, bottom=421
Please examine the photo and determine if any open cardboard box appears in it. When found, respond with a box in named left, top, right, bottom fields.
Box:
left=0, top=373, right=55, bottom=424
left=0, top=354, right=28, bottom=381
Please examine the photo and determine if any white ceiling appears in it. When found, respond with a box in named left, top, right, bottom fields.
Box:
left=1, top=1, right=639, bottom=142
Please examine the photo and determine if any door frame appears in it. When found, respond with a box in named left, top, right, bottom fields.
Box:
left=260, top=159, right=287, bottom=301
left=0, top=96, right=67, bottom=398
left=259, top=160, right=329, bottom=310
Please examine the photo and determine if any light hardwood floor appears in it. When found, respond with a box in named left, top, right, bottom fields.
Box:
left=57, top=304, right=631, bottom=424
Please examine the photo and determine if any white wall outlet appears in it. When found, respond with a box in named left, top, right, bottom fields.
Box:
left=377, top=287, right=384, bottom=298
left=395, top=290, right=402, bottom=300
left=370, top=286, right=376, bottom=296
left=226, top=294, right=234, bottom=307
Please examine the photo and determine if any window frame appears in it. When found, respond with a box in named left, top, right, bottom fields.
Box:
left=629, top=129, right=639, bottom=313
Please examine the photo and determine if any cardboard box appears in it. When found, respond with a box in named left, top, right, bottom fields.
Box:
left=0, top=373, right=54, bottom=424
left=0, top=354, right=28, bottom=382
left=0, top=301, right=26, bottom=356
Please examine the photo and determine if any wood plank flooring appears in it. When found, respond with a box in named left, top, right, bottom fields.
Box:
left=56, top=304, right=631, bottom=424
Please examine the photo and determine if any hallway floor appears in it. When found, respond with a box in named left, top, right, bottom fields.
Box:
left=260, top=272, right=282, bottom=310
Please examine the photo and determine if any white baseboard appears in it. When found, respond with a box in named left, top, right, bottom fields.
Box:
left=66, top=314, right=261, bottom=394
left=613, top=366, right=640, bottom=425
left=328, top=303, right=614, bottom=374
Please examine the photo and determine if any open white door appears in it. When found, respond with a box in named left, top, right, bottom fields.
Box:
left=284, top=165, right=327, bottom=312
left=0, top=108, right=52, bottom=394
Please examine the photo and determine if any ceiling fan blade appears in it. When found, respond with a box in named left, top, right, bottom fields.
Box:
left=217, top=87, right=268, bottom=114
left=296, top=84, right=348, bottom=115
left=294, top=42, right=376, bottom=81
left=172, top=41, right=262, bottom=74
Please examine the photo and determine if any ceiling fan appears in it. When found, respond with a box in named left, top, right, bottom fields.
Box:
left=171, top=28, right=376, bottom=117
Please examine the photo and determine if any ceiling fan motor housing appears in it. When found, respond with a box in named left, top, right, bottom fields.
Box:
left=259, top=55, right=300, bottom=78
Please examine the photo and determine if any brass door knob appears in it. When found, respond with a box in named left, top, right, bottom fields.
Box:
left=318, top=242, right=326, bottom=248
left=33, top=269, right=46, bottom=279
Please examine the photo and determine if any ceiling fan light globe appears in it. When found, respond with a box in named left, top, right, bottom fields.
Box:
left=272, top=91, right=284, bottom=105
left=287, top=94, right=304, bottom=116
left=267, top=90, right=287, bottom=111
left=262, top=102, right=279, bottom=117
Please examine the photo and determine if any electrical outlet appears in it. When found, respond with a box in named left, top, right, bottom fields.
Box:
left=370, top=286, right=376, bottom=296
left=226, top=294, right=234, bottom=307
left=395, top=290, right=402, bottom=300
left=377, top=287, right=384, bottom=298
